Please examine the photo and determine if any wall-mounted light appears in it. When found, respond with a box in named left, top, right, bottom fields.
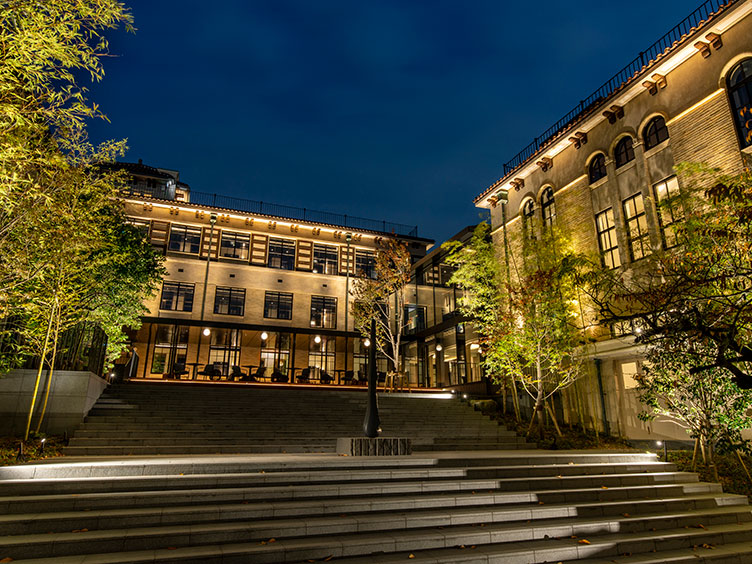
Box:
left=314, top=335, right=322, bottom=344
left=364, top=338, right=371, bottom=348
left=202, top=328, right=211, bottom=337
left=435, top=343, right=443, bottom=352
left=260, top=331, right=268, bottom=341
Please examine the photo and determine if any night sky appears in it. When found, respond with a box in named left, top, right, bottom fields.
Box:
left=88, top=0, right=691, bottom=245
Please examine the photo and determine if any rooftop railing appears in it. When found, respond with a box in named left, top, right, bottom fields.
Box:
left=500, top=0, right=737, bottom=177
left=126, top=185, right=421, bottom=238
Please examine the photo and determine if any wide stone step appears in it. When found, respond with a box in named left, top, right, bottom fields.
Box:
left=8, top=517, right=752, bottom=563
left=2, top=504, right=750, bottom=560
left=0, top=475, right=715, bottom=515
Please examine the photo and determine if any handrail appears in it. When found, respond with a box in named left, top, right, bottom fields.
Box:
left=125, top=185, right=420, bottom=238
left=500, top=0, right=737, bottom=178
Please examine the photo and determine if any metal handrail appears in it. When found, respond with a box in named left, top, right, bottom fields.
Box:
left=500, top=0, right=737, bottom=178
left=125, top=185, right=420, bottom=238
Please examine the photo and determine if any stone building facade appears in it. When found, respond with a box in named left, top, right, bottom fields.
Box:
left=474, top=0, right=752, bottom=439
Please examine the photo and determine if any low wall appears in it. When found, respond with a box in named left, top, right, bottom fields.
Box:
left=0, top=369, right=108, bottom=436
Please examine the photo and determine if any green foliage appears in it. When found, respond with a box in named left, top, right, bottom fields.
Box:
left=444, top=222, right=586, bottom=431
left=0, top=0, right=163, bottom=378
left=637, top=339, right=752, bottom=455
left=351, top=239, right=412, bottom=375
left=585, top=165, right=752, bottom=388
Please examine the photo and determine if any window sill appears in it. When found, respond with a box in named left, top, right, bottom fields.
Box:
left=615, top=160, right=637, bottom=174
left=643, top=139, right=670, bottom=159
left=589, top=176, right=609, bottom=189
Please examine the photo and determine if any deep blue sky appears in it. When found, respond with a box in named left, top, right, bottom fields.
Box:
left=88, top=0, right=691, bottom=244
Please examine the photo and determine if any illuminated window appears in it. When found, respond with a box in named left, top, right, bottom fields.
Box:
left=311, top=296, right=337, bottom=329
left=220, top=232, right=250, bottom=260
left=614, top=137, right=635, bottom=168
left=595, top=208, right=621, bottom=269
left=643, top=116, right=669, bottom=149
left=168, top=224, right=202, bottom=254
left=727, top=58, right=752, bottom=149
left=623, top=193, right=650, bottom=261
left=213, top=287, right=245, bottom=316
left=159, top=282, right=194, bottom=311
left=588, top=154, right=607, bottom=183
left=653, top=176, right=683, bottom=249
left=264, top=292, right=293, bottom=320
left=355, top=250, right=376, bottom=279
left=540, top=187, right=556, bottom=228
left=313, top=244, right=338, bottom=274
left=267, top=238, right=295, bottom=270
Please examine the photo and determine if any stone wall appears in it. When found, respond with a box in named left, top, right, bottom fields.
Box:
left=0, top=370, right=108, bottom=436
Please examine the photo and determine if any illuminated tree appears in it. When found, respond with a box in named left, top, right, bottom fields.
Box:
left=351, top=239, right=412, bottom=389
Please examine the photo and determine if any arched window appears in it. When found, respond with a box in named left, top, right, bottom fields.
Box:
left=588, top=154, right=607, bottom=183
left=727, top=58, right=752, bottom=149
left=522, top=199, right=536, bottom=240
left=540, top=186, right=555, bottom=228
left=643, top=116, right=669, bottom=149
left=614, top=136, right=635, bottom=168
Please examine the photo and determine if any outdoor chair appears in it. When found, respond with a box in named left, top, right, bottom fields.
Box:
left=320, top=370, right=334, bottom=384
left=230, top=365, right=247, bottom=381
left=298, top=367, right=311, bottom=383
left=197, top=363, right=221, bottom=379
left=271, top=369, right=288, bottom=383
left=343, top=370, right=355, bottom=385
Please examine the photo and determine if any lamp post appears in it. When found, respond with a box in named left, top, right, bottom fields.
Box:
left=194, top=212, right=217, bottom=377
left=363, top=318, right=380, bottom=438
left=344, top=233, right=352, bottom=375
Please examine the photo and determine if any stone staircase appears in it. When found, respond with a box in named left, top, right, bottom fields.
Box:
left=64, top=382, right=527, bottom=455
left=1, top=451, right=751, bottom=562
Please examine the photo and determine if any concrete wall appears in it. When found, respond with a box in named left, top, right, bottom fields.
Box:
left=0, top=370, right=108, bottom=436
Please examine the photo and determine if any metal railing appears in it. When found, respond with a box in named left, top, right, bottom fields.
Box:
left=126, top=186, right=420, bottom=238
left=500, top=0, right=737, bottom=177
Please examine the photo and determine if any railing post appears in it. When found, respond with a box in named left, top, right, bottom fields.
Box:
left=212, top=193, right=217, bottom=206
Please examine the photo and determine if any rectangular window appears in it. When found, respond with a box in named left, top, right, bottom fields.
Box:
left=260, top=332, right=290, bottom=378
left=264, top=291, right=293, bottom=320
left=159, top=282, right=194, bottom=311
left=313, top=244, right=339, bottom=275
left=595, top=208, right=621, bottom=269
left=208, top=328, right=241, bottom=377
left=309, top=336, right=335, bottom=375
left=267, top=238, right=296, bottom=270
left=213, top=287, right=245, bottom=316
left=404, top=305, right=426, bottom=335
left=150, top=325, right=189, bottom=374
left=311, top=296, right=337, bottom=329
left=355, top=250, right=376, bottom=279
left=623, top=193, right=650, bottom=261
left=220, top=231, right=250, bottom=260
left=653, top=176, right=683, bottom=249
left=168, top=224, right=202, bottom=254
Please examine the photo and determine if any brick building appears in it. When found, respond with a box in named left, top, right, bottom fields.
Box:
left=474, top=0, right=752, bottom=439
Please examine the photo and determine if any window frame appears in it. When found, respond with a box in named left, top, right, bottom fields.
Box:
left=588, top=154, right=608, bottom=184
left=622, top=193, right=651, bottom=261
left=540, top=186, right=556, bottom=228
left=355, top=249, right=376, bottom=279
left=595, top=208, right=621, bottom=269
left=727, top=58, right=752, bottom=150
left=263, top=291, right=293, bottom=320
left=267, top=237, right=296, bottom=270
left=213, top=286, right=246, bottom=316
left=219, top=231, right=250, bottom=261
left=312, top=243, right=339, bottom=275
left=643, top=116, right=669, bottom=150
left=614, top=136, right=635, bottom=168
left=167, top=224, right=202, bottom=254
left=653, top=175, right=684, bottom=249
left=310, top=295, right=337, bottom=329
left=159, top=282, right=195, bottom=312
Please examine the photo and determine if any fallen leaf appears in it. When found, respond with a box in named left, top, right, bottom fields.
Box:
left=601, top=486, right=608, bottom=490
left=0, top=558, right=13, bottom=563
left=578, top=539, right=591, bottom=545
left=622, top=513, right=630, bottom=517
left=323, top=557, right=333, bottom=562
left=408, top=555, right=415, bottom=560
left=268, top=538, right=276, bottom=543
left=167, top=547, right=177, bottom=550
left=695, top=524, right=706, bottom=529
